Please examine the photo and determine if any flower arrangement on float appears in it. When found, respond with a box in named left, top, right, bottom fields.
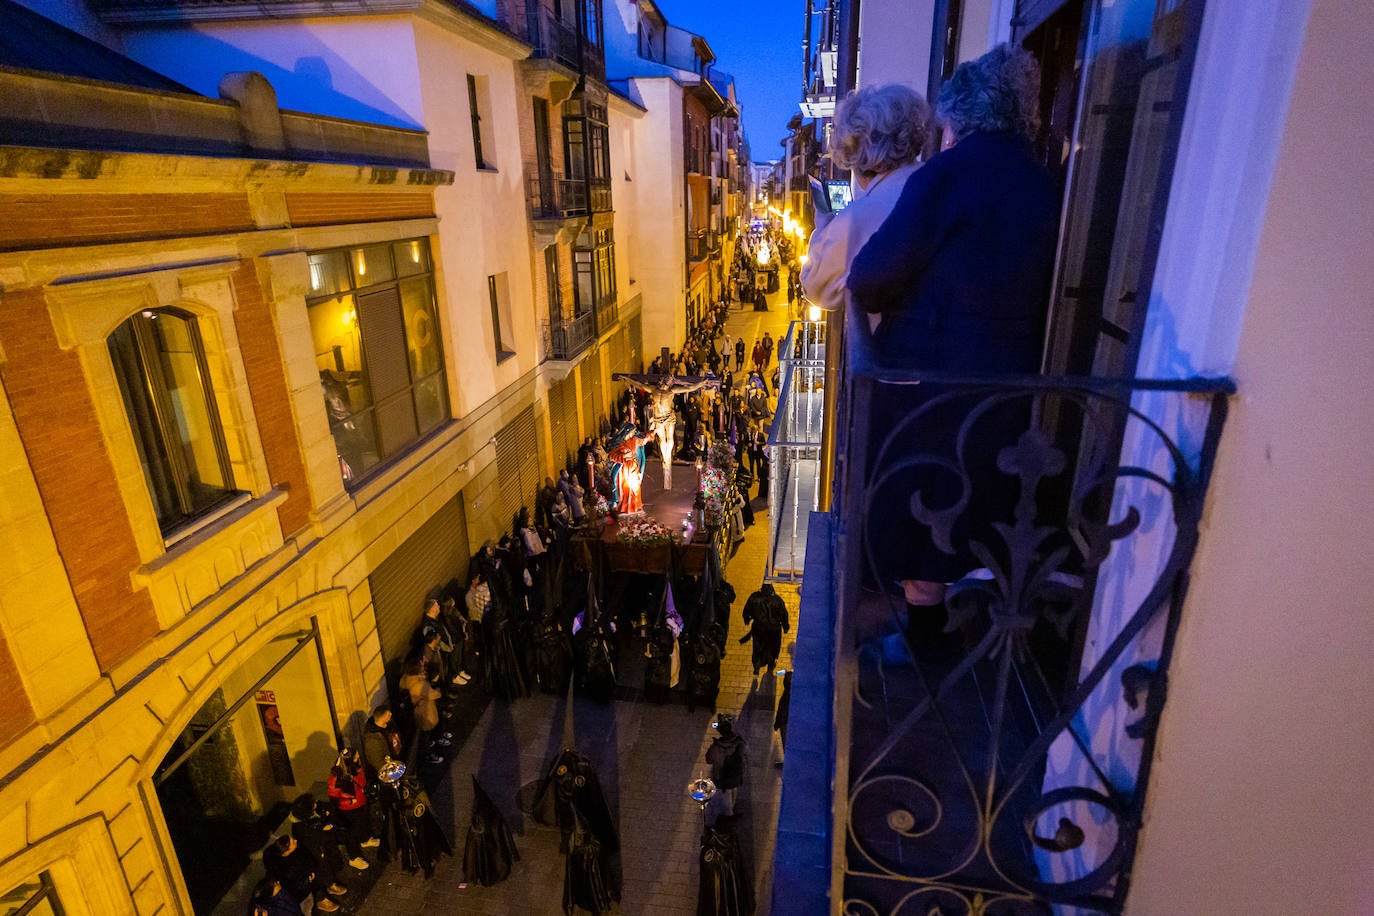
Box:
left=616, top=517, right=679, bottom=547
left=707, top=440, right=736, bottom=474
left=698, top=465, right=730, bottom=529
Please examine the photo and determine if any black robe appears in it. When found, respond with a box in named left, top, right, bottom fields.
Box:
left=563, top=818, right=620, bottom=915
left=580, top=627, right=617, bottom=704
left=687, top=634, right=724, bottom=713
left=484, top=608, right=530, bottom=700
left=740, top=588, right=789, bottom=673
left=463, top=777, right=519, bottom=886
left=394, top=776, right=452, bottom=878
left=536, top=619, right=573, bottom=694
left=697, top=815, right=755, bottom=916
left=644, top=624, right=676, bottom=704
left=532, top=748, right=619, bottom=854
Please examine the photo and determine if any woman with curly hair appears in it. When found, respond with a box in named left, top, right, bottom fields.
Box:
left=801, top=82, right=932, bottom=316
left=846, top=44, right=1061, bottom=645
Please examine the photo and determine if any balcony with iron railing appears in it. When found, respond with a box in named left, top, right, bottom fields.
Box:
left=687, top=228, right=708, bottom=262
left=526, top=164, right=587, bottom=222
left=772, top=302, right=1235, bottom=914
left=525, top=1, right=604, bottom=77
left=686, top=228, right=720, bottom=262
left=542, top=310, right=596, bottom=362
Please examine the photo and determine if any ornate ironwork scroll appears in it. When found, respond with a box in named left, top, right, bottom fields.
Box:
left=833, top=376, right=1230, bottom=915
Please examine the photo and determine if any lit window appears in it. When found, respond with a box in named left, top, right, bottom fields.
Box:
left=307, top=238, right=449, bottom=484
left=108, top=307, right=241, bottom=536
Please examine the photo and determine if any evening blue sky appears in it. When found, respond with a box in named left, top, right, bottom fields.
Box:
left=654, top=0, right=803, bottom=163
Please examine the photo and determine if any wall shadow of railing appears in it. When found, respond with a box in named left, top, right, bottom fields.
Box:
left=827, top=302, right=1234, bottom=915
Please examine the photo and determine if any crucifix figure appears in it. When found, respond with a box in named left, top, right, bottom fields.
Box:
left=613, top=348, right=718, bottom=490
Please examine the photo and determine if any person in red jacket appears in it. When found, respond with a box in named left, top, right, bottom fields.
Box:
left=327, top=748, right=379, bottom=863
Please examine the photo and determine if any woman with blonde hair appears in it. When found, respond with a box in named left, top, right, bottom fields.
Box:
left=800, top=83, right=931, bottom=316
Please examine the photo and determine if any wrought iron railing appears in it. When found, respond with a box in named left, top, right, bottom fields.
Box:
left=820, top=303, right=1234, bottom=914
left=543, top=311, right=595, bottom=361
left=526, top=164, right=587, bottom=219
left=765, top=319, right=828, bottom=582
left=522, top=1, right=605, bottom=76
left=688, top=228, right=709, bottom=262
left=594, top=295, right=618, bottom=336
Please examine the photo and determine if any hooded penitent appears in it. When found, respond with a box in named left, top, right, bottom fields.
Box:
left=395, top=775, right=453, bottom=879
left=562, top=811, right=621, bottom=916
left=697, top=814, right=755, bottom=916
left=532, top=748, right=619, bottom=854
left=463, top=776, right=519, bottom=886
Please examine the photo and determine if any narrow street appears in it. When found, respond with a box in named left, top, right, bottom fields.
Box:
left=361, top=288, right=800, bottom=916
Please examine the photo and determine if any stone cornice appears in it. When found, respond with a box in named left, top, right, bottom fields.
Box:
left=0, top=145, right=454, bottom=193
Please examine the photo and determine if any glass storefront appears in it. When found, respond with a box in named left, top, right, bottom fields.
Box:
left=152, top=623, right=339, bottom=915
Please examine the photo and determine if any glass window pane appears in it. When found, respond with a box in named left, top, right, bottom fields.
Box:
left=375, top=391, right=419, bottom=457
left=109, top=310, right=237, bottom=534
left=309, top=295, right=380, bottom=478
left=338, top=408, right=380, bottom=481
left=413, top=372, right=448, bottom=434
left=393, top=239, right=431, bottom=278
left=307, top=250, right=351, bottom=298
left=150, top=313, right=230, bottom=495
left=399, top=277, right=443, bottom=380
left=350, top=244, right=394, bottom=287
left=109, top=320, right=181, bottom=525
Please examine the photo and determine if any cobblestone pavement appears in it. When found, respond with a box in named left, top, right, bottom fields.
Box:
left=356, top=290, right=801, bottom=915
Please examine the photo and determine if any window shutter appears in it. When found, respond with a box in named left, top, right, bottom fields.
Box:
left=356, top=286, right=419, bottom=456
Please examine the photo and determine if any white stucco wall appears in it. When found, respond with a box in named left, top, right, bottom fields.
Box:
left=412, top=18, right=536, bottom=415
left=856, top=0, right=935, bottom=91
left=608, top=93, right=645, bottom=311
left=625, top=77, right=686, bottom=358
left=118, top=16, right=425, bottom=128
left=1126, top=0, right=1374, bottom=910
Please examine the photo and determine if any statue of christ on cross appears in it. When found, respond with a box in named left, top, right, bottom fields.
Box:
left=613, top=348, right=719, bottom=490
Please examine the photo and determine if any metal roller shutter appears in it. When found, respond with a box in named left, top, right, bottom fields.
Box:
left=628, top=314, right=643, bottom=371
left=588, top=350, right=605, bottom=434
left=548, top=378, right=569, bottom=469
left=578, top=359, right=595, bottom=446
left=560, top=376, right=580, bottom=466
left=495, top=406, right=541, bottom=532
left=369, top=494, right=469, bottom=675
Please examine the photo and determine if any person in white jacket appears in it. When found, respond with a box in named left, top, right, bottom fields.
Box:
left=800, top=83, right=932, bottom=330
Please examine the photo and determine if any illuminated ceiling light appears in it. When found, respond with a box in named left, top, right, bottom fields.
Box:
left=410, top=241, right=421, bottom=263
left=355, top=249, right=367, bottom=277
left=808, top=304, right=822, bottom=322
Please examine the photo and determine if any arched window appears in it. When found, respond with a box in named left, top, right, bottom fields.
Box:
left=107, top=307, right=240, bottom=535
